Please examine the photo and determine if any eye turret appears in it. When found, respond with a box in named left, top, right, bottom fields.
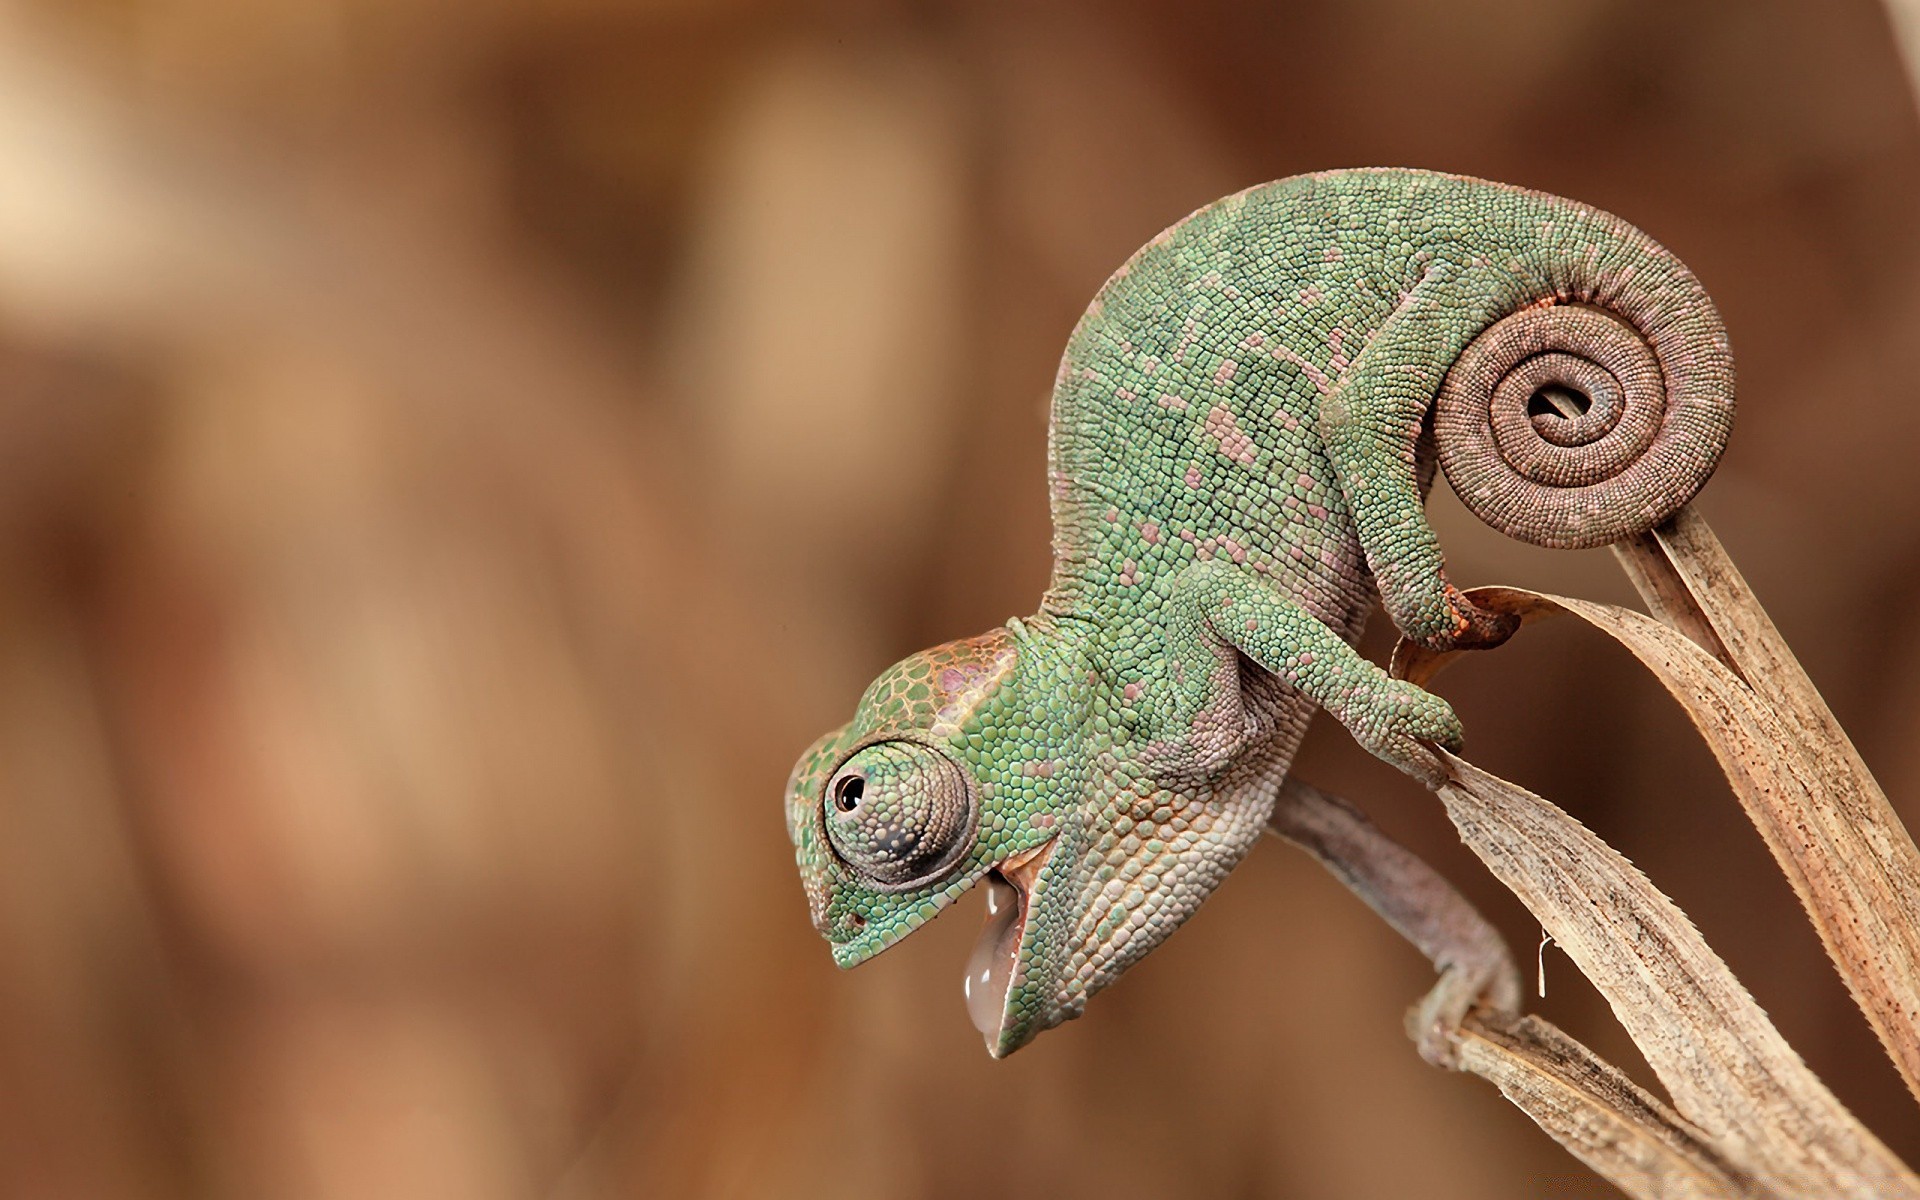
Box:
left=823, top=742, right=975, bottom=887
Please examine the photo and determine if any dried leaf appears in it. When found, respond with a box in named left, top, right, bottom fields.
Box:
left=1616, top=507, right=1920, bottom=1102
left=1267, top=780, right=1759, bottom=1196
left=1385, top=554, right=1920, bottom=1193
left=1433, top=753, right=1917, bottom=1197
left=1453, top=1014, right=1756, bottom=1199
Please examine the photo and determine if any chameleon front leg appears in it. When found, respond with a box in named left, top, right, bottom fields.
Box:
left=1318, top=259, right=1519, bottom=652
left=1162, top=559, right=1462, bottom=785
left=1267, top=776, right=1522, bottom=1067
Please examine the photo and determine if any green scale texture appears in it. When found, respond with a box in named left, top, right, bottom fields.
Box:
left=785, top=168, right=1734, bottom=1057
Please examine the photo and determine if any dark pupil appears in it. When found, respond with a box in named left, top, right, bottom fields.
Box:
left=834, top=776, right=865, bottom=812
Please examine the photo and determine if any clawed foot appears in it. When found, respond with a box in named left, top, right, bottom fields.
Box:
left=1357, top=679, right=1464, bottom=788
left=1418, top=589, right=1519, bottom=654
left=1405, top=952, right=1524, bottom=1069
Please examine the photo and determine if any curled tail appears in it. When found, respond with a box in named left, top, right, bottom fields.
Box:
left=1434, top=199, right=1734, bottom=548
left=1318, top=170, right=1735, bottom=649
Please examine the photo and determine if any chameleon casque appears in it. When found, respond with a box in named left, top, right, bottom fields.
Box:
left=784, top=168, right=1734, bottom=1059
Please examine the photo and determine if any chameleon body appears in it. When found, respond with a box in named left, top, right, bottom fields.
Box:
left=785, top=168, right=1733, bottom=1057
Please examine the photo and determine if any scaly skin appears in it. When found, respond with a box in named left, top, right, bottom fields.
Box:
left=785, top=168, right=1734, bottom=1057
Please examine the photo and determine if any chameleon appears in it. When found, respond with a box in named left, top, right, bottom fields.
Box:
left=784, top=167, right=1734, bottom=1059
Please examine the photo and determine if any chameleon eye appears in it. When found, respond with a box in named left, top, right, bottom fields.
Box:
left=833, top=775, right=864, bottom=812
left=823, top=742, right=975, bottom=887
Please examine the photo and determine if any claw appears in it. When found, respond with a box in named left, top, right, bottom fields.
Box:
left=1406, top=957, right=1522, bottom=1070
left=1420, top=592, right=1519, bottom=653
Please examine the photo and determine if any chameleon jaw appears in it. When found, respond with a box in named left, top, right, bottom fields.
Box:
left=963, top=837, right=1057, bottom=1052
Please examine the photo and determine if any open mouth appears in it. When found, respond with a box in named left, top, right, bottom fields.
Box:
left=963, top=838, right=1056, bottom=1045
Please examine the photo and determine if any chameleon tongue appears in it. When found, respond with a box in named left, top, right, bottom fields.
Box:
left=965, top=873, right=1021, bottom=1036
left=963, top=840, right=1054, bottom=1040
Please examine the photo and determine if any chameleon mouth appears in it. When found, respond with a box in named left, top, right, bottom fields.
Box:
left=963, top=838, right=1056, bottom=1048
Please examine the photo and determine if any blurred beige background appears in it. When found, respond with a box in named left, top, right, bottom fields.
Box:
left=0, top=0, right=1918, bottom=1196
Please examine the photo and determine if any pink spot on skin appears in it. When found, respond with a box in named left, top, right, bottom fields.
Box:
left=1323, top=246, right=1343, bottom=263
left=1116, top=387, right=1137, bottom=403
left=1122, top=682, right=1142, bottom=702
left=1139, top=520, right=1162, bottom=544
left=1173, top=315, right=1199, bottom=362
left=1204, top=406, right=1258, bottom=465
left=1033, top=813, right=1056, bottom=829
left=1212, top=359, right=1239, bottom=387
left=1157, top=393, right=1189, bottom=412
left=1271, top=344, right=1331, bottom=395
left=1179, top=529, right=1197, bottom=543
left=1239, top=332, right=1266, bottom=350
left=1308, top=505, right=1328, bottom=519
left=1299, top=652, right=1313, bottom=666
left=1118, top=559, right=1140, bottom=586
left=1298, top=285, right=1323, bottom=306
left=1104, top=507, right=1120, bottom=524
left=939, top=669, right=967, bottom=690
left=1222, top=538, right=1248, bottom=564
left=1296, top=472, right=1315, bottom=490
left=1245, top=618, right=1259, bottom=632
left=1184, top=465, right=1203, bottom=489
left=1327, top=328, right=1350, bottom=375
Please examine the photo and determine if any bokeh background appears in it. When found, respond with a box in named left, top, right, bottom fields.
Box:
left=2, top=0, right=1919, bottom=1195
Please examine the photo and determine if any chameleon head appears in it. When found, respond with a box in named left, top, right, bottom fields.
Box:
left=785, top=623, right=1091, bottom=1057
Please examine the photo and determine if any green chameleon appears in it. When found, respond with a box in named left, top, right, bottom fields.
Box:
left=784, top=168, right=1734, bottom=1059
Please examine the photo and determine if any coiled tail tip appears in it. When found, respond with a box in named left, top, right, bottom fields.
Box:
left=1435, top=297, right=1733, bottom=550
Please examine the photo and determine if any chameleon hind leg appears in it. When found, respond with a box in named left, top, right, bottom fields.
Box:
left=1268, top=775, right=1522, bottom=1066
left=1318, top=260, right=1518, bottom=652
left=1161, top=560, right=1462, bottom=786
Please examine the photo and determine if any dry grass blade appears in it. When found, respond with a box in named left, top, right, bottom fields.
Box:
left=1267, top=785, right=1758, bottom=1195
left=1616, top=507, right=1920, bottom=1102
left=1438, top=754, right=1917, bottom=1197
left=1390, top=568, right=1920, bottom=1190
left=1452, top=1015, right=1755, bottom=1199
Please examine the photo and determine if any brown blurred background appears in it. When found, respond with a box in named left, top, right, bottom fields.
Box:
left=1, top=0, right=1918, bottom=1196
